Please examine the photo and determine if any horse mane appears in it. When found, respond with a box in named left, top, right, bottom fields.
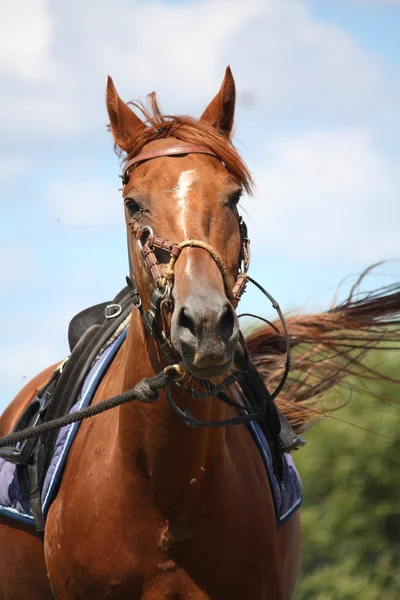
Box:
left=246, top=267, right=400, bottom=431
left=115, top=92, right=254, bottom=194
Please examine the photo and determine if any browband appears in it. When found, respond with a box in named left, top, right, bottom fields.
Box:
left=122, top=145, right=218, bottom=182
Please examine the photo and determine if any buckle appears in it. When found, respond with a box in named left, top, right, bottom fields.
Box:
left=105, top=304, right=122, bottom=319
left=164, top=363, right=187, bottom=382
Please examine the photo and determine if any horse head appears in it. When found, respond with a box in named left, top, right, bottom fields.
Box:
left=106, top=67, right=253, bottom=380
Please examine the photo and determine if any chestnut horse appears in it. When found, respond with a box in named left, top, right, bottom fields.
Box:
left=0, top=69, right=301, bottom=599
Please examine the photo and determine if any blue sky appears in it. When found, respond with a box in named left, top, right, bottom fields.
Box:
left=311, top=0, right=400, bottom=68
left=0, top=0, right=399, bottom=408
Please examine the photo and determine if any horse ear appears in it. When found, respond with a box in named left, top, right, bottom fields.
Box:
left=200, top=66, right=236, bottom=138
left=106, top=76, right=145, bottom=152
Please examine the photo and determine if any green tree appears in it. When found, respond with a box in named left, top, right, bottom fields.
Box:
left=294, top=355, right=400, bottom=599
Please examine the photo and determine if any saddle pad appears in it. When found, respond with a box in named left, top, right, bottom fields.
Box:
left=0, top=330, right=301, bottom=527
left=0, top=330, right=127, bottom=526
left=248, top=419, right=302, bottom=523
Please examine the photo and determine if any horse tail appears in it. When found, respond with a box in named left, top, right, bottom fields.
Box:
left=246, top=265, right=400, bottom=431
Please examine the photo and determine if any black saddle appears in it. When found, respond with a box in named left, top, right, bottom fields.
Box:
left=0, top=286, right=135, bottom=531
left=68, top=289, right=131, bottom=352
left=68, top=301, right=109, bottom=351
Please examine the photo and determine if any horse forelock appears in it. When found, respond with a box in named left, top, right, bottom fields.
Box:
left=115, top=92, right=254, bottom=195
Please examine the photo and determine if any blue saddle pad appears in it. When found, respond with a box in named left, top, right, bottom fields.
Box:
left=0, top=329, right=302, bottom=527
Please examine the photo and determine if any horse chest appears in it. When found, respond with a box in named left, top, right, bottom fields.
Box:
left=45, top=398, right=282, bottom=598
left=46, top=480, right=279, bottom=600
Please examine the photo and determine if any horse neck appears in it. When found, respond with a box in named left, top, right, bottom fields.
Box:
left=115, top=307, right=231, bottom=511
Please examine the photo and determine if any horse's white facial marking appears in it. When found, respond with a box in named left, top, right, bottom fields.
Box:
left=174, top=169, right=198, bottom=278
left=175, top=169, right=197, bottom=238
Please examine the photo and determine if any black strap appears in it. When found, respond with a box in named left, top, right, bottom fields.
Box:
left=237, top=360, right=284, bottom=483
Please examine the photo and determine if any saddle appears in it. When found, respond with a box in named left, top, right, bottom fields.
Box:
left=0, top=286, right=304, bottom=531
left=0, top=287, right=133, bottom=530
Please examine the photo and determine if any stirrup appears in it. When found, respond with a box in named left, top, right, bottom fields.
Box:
left=278, top=409, right=307, bottom=453
left=0, top=398, right=43, bottom=465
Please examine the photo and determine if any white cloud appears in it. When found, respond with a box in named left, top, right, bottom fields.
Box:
left=0, top=0, right=394, bottom=137
left=0, top=303, right=83, bottom=407
left=44, top=179, right=123, bottom=227
left=0, top=342, right=62, bottom=388
left=247, top=128, right=399, bottom=261
left=224, top=1, right=384, bottom=120
left=0, top=244, right=38, bottom=287
left=0, top=159, right=26, bottom=185
left=0, top=0, right=54, bottom=80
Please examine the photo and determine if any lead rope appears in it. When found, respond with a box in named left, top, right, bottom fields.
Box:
left=0, top=369, right=172, bottom=449
left=0, top=358, right=256, bottom=448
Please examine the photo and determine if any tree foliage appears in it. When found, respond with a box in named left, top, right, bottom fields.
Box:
left=294, top=352, right=400, bottom=599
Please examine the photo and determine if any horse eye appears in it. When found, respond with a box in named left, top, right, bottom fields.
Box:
left=125, top=199, right=142, bottom=217
left=227, top=191, right=242, bottom=208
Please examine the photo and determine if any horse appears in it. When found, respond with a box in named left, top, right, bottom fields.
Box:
left=1, top=67, right=399, bottom=600
left=0, top=68, right=302, bottom=600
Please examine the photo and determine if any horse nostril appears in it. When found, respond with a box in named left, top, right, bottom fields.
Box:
left=173, top=298, right=239, bottom=369
left=220, top=304, right=235, bottom=346
left=178, top=307, right=197, bottom=338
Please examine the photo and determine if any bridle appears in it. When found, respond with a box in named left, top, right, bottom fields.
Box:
left=121, top=143, right=291, bottom=428
left=128, top=219, right=250, bottom=306
left=122, top=145, right=250, bottom=344
left=126, top=212, right=250, bottom=341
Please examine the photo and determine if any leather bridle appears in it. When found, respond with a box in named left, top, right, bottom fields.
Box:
left=121, top=143, right=291, bottom=430
left=122, top=144, right=250, bottom=346
left=122, top=144, right=218, bottom=183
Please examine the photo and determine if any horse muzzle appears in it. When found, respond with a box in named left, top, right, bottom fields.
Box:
left=171, top=292, right=240, bottom=379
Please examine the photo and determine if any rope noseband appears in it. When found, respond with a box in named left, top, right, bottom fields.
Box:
left=163, top=239, right=235, bottom=304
